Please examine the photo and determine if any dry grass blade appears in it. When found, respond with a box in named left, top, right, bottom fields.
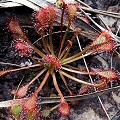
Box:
left=81, top=6, right=120, bottom=19
left=0, top=85, right=120, bottom=108
left=75, top=0, right=120, bottom=19
left=32, top=85, right=120, bottom=104
left=0, top=1, right=22, bottom=8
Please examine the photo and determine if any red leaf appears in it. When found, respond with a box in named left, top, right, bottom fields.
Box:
left=22, top=94, right=37, bottom=112
left=96, top=70, right=118, bottom=80
left=16, top=84, right=29, bottom=98
left=58, top=99, right=70, bottom=116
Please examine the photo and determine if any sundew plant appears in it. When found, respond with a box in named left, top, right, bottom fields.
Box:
left=0, top=0, right=120, bottom=119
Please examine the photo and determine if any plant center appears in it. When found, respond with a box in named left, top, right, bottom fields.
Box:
left=43, top=55, right=61, bottom=72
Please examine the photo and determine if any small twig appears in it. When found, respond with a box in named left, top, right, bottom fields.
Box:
left=116, top=25, right=120, bottom=35
left=0, top=62, right=21, bottom=67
